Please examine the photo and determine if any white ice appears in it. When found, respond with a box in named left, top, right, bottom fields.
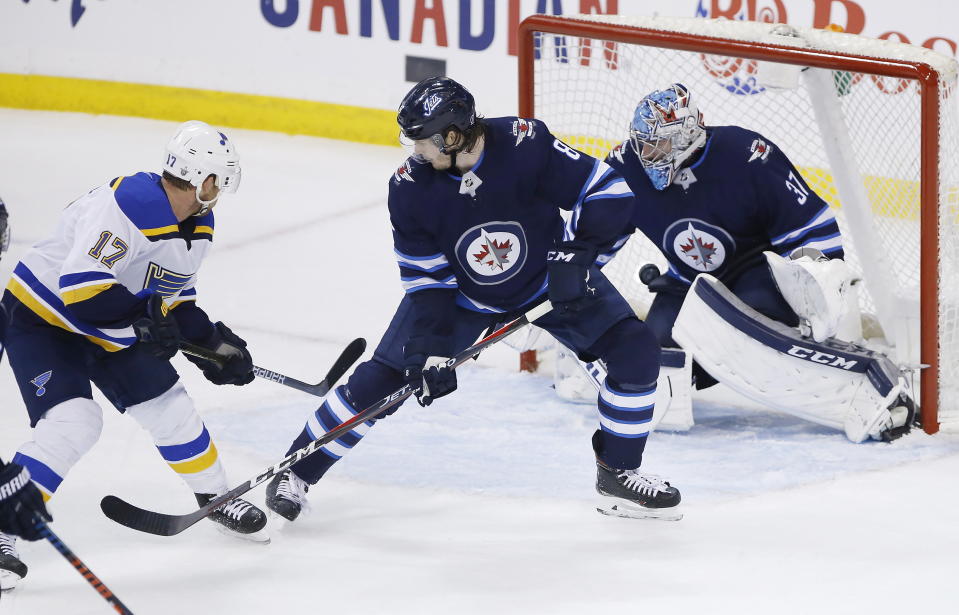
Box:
left=0, top=110, right=957, bottom=615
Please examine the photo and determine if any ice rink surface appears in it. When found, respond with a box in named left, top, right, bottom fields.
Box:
left=0, top=110, right=957, bottom=614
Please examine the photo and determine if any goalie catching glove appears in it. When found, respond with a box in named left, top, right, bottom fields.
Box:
left=547, top=240, right=598, bottom=317
left=403, top=336, right=457, bottom=407
left=185, top=322, right=255, bottom=386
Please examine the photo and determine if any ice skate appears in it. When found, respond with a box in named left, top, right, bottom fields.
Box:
left=195, top=494, right=269, bottom=543
left=265, top=470, right=310, bottom=522
left=0, top=532, right=27, bottom=591
left=595, top=461, right=683, bottom=521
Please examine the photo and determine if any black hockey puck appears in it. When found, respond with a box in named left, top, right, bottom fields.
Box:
left=638, top=264, right=660, bottom=286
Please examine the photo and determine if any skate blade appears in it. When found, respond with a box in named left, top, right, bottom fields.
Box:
left=596, top=498, right=683, bottom=521
left=267, top=510, right=291, bottom=529
left=266, top=501, right=310, bottom=527
left=0, top=569, right=25, bottom=591
left=213, top=524, right=271, bottom=544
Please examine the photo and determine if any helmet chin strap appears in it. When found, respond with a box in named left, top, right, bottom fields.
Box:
left=439, top=129, right=464, bottom=171
left=193, top=184, right=218, bottom=217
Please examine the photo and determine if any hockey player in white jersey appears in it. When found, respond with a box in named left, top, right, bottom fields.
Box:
left=0, top=121, right=267, bottom=589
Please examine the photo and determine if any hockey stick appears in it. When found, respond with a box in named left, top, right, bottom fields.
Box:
left=179, top=337, right=366, bottom=398
left=36, top=518, right=135, bottom=614
left=100, top=300, right=552, bottom=537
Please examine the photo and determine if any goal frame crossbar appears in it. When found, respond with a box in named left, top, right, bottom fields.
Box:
left=518, top=14, right=944, bottom=433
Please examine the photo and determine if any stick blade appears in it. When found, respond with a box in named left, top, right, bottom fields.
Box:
left=100, top=495, right=201, bottom=537
left=326, top=337, right=366, bottom=385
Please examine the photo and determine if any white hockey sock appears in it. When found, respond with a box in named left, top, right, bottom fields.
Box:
left=126, top=382, right=228, bottom=495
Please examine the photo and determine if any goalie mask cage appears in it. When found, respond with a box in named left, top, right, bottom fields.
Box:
left=517, top=14, right=959, bottom=434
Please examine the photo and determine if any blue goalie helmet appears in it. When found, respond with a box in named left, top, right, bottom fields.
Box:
left=397, top=77, right=476, bottom=152
left=629, top=83, right=707, bottom=190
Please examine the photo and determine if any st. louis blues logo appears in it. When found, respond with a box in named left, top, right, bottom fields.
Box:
left=31, top=370, right=53, bottom=397
left=143, top=263, right=192, bottom=298
left=393, top=160, right=415, bottom=184
left=454, top=221, right=527, bottom=285
left=512, top=118, right=536, bottom=146
left=664, top=219, right=735, bottom=274
left=423, top=93, right=443, bottom=116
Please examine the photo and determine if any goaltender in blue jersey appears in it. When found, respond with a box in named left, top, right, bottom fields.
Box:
left=598, top=83, right=913, bottom=443
left=605, top=89, right=844, bottom=349
left=265, top=77, right=684, bottom=523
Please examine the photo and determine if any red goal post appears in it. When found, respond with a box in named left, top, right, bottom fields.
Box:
left=517, top=14, right=959, bottom=434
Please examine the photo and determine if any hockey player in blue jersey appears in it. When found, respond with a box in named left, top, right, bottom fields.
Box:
left=0, top=121, right=271, bottom=588
left=266, top=77, right=682, bottom=522
left=603, top=84, right=913, bottom=442
left=0, top=204, right=52, bottom=588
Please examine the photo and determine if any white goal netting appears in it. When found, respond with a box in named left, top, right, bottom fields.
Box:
left=524, top=14, right=959, bottom=430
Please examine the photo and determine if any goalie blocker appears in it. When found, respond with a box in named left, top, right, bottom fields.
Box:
left=672, top=274, right=914, bottom=443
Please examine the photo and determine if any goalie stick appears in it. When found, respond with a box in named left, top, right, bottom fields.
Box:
left=179, top=337, right=366, bottom=398
left=100, top=300, right=552, bottom=537
left=36, top=518, right=135, bottom=614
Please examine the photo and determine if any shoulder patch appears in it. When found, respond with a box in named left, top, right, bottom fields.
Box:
left=608, top=141, right=628, bottom=164
left=393, top=160, right=416, bottom=184
left=511, top=118, right=536, bottom=146
left=748, top=138, right=773, bottom=163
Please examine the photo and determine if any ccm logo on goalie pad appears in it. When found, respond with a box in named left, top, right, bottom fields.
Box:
left=786, top=345, right=858, bottom=370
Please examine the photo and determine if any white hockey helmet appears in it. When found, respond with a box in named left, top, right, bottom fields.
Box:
left=629, top=83, right=707, bottom=190
left=162, top=120, right=241, bottom=214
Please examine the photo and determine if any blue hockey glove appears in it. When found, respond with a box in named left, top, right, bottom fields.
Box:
left=403, top=336, right=457, bottom=407
left=547, top=240, right=599, bottom=317
left=0, top=462, right=52, bottom=542
left=133, top=294, right=181, bottom=360
left=185, top=321, right=254, bottom=386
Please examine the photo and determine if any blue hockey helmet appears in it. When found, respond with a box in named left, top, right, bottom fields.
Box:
left=397, top=77, right=477, bottom=153
left=629, top=83, right=707, bottom=190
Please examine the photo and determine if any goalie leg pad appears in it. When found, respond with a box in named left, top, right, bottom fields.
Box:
left=673, top=275, right=908, bottom=443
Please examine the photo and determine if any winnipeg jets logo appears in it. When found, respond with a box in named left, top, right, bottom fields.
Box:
left=459, top=170, right=482, bottom=197
left=423, top=94, right=442, bottom=116
left=749, top=138, right=772, bottom=163
left=608, top=142, right=626, bottom=164
left=393, top=160, right=415, bottom=184
left=665, top=219, right=733, bottom=273
left=473, top=229, right=513, bottom=271
left=31, top=370, right=53, bottom=397
left=679, top=228, right=718, bottom=267
left=512, top=118, right=536, bottom=145
left=673, top=167, right=697, bottom=190
left=455, top=221, right=527, bottom=285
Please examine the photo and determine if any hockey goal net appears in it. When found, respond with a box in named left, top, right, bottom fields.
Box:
left=517, top=14, right=959, bottom=434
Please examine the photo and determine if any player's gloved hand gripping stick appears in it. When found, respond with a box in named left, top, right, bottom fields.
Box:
left=134, top=294, right=365, bottom=398
left=100, top=300, right=552, bottom=537
left=180, top=334, right=366, bottom=398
